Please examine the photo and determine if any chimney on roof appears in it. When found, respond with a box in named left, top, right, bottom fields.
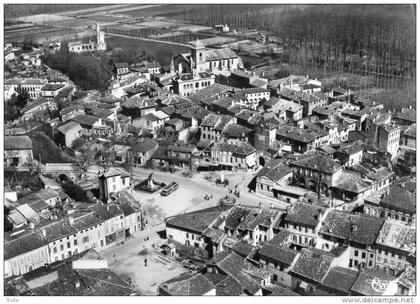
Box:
left=68, top=217, right=74, bottom=226
left=75, top=281, right=80, bottom=288
left=29, top=222, right=35, bottom=230
left=42, top=229, right=46, bottom=237
left=401, top=182, right=405, bottom=188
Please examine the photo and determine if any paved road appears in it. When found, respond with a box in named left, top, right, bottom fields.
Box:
left=104, top=32, right=191, bottom=48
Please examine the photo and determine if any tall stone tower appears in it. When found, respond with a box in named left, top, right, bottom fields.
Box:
left=190, top=39, right=207, bottom=72
left=96, top=23, right=106, bottom=51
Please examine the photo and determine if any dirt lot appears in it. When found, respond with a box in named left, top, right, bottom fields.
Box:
left=101, top=225, right=188, bottom=295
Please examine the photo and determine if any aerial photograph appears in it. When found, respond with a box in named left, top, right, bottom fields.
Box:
left=2, top=2, right=416, bottom=298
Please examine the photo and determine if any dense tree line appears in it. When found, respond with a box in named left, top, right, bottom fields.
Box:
left=4, top=4, right=109, bottom=19
left=177, top=5, right=415, bottom=84
left=42, top=44, right=111, bottom=90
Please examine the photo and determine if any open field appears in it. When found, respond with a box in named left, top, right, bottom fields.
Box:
left=106, top=36, right=189, bottom=66
left=123, top=4, right=203, bottom=18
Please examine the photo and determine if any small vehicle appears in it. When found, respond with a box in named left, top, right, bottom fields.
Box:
left=161, top=182, right=179, bottom=196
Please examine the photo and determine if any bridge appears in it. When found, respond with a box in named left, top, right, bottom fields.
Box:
left=40, top=163, right=82, bottom=181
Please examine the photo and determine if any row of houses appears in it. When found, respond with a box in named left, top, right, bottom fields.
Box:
left=4, top=168, right=143, bottom=278
left=162, top=202, right=415, bottom=296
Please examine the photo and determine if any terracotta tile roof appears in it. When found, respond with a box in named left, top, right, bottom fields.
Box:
left=166, top=205, right=232, bottom=234
left=129, top=139, right=158, bottom=153
left=319, top=210, right=384, bottom=245
left=381, top=183, right=416, bottom=214
left=37, top=218, right=77, bottom=242
left=222, top=123, right=252, bottom=138
left=213, top=141, right=256, bottom=156
left=4, top=135, right=33, bottom=150
left=351, top=268, right=397, bottom=296
left=290, top=154, right=342, bottom=174
left=376, top=220, right=416, bottom=253
left=321, top=266, right=359, bottom=294
left=71, top=114, right=100, bottom=127
left=160, top=272, right=215, bottom=296
left=285, top=202, right=327, bottom=228
left=332, top=171, right=373, bottom=194
left=291, top=248, right=335, bottom=283
left=224, top=206, right=253, bottom=230
left=5, top=230, right=48, bottom=260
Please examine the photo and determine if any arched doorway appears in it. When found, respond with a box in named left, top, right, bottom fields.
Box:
left=259, top=156, right=265, bottom=167
left=58, top=174, right=69, bottom=183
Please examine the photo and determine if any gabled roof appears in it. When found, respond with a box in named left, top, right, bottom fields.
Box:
left=4, top=135, right=33, bottom=150
left=222, top=123, right=251, bottom=138
left=259, top=229, right=298, bottom=266
left=285, top=202, right=327, bottom=229
left=21, top=98, right=52, bottom=113
left=224, top=206, right=253, bottom=230
left=166, top=205, right=232, bottom=234
left=381, top=183, right=416, bottom=214
left=160, top=272, right=215, bottom=296
left=5, top=231, right=48, bottom=260
left=290, top=154, right=342, bottom=174
left=256, top=161, right=292, bottom=182
left=321, top=266, right=359, bottom=294
left=129, top=139, right=158, bottom=153
left=57, top=121, right=81, bottom=134
left=319, top=210, right=384, bottom=245
left=332, top=171, right=372, bottom=194
left=71, top=114, right=100, bottom=127
left=212, top=141, right=256, bottom=156
left=376, top=219, right=416, bottom=253
left=291, top=248, right=335, bottom=283
left=37, top=218, right=77, bottom=242
left=351, top=269, right=397, bottom=296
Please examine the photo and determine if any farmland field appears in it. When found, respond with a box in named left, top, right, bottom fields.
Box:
left=106, top=36, right=189, bottom=66
left=123, top=4, right=203, bottom=18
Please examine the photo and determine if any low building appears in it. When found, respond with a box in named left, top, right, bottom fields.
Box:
left=20, top=98, right=57, bottom=121
left=206, top=251, right=271, bottom=295
left=159, top=272, right=216, bottom=296
left=4, top=135, right=33, bottom=170
left=132, top=110, right=169, bottom=135
left=98, top=168, right=130, bottom=203
left=210, top=141, right=257, bottom=170
left=334, top=142, right=364, bottom=167
left=128, top=139, right=159, bottom=166
left=56, top=121, right=82, bottom=148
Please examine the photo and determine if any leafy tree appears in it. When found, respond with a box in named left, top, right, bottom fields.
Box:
left=13, top=85, right=30, bottom=109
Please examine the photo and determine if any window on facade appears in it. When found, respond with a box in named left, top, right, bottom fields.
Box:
left=53, top=247, right=57, bottom=253
left=362, top=252, right=366, bottom=259
left=354, top=250, right=358, bottom=257
left=186, top=233, right=189, bottom=239
left=74, top=240, right=77, bottom=246
left=60, top=244, right=64, bottom=251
